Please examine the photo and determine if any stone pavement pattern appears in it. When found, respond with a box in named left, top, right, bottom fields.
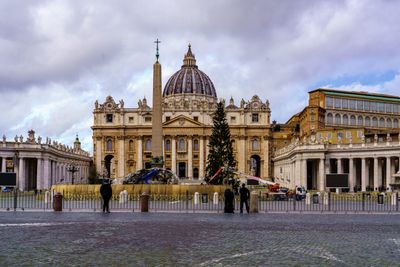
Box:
left=0, top=213, right=399, bottom=266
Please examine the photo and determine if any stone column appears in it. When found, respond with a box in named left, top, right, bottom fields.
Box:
left=301, top=159, right=307, bottom=187
left=337, top=158, right=343, bottom=174
left=37, top=159, right=42, bottom=189
left=318, top=158, right=325, bottom=192
left=349, top=158, right=354, bottom=192
left=263, top=138, right=269, bottom=178
left=361, top=158, right=366, bottom=192
left=238, top=137, right=246, bottom=173
left=188, top=137, right=193, bottom=179
left=171, top=137, right=177, bottom=174
left=1, top=157, right=6, bottom=172
left=137, top=137, right=143, bottom=170
left=378, top=158, right=383, bottom=189
left=386, top=157, right=392, bottom=191
left=294, top=160, right=301, bottom=186
left=43, top=159, right=50, bottom=189
left=199, top=137, right=205, bottom=179
left=118, top=137, right=125, bottom=177
left=95, top=137, right=102, bottom=173
left=373, top=157, right=379, bottom=191
left=18, top=158, right=25, bottom=191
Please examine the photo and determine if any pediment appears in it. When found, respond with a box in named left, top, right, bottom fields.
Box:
left=163, top=115, right=203, bottom=127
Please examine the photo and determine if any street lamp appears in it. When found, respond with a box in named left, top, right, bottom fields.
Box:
left=67, top=163, right=79, bottom=185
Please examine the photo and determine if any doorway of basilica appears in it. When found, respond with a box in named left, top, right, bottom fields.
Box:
left=104, top=155, right=114, bottom=178
left=178, top=162, right=186, bottom=178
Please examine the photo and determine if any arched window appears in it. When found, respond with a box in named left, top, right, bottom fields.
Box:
left=145, top=139, right=151, bottom=151
left=365, top=116, right=371, bottom=126
left=372, top=117, right=378, bottom=127
left=357, top=116, right=363, bottom=126
left=129, top=140, right=134, bottom=151
left=350, top=115, right=356, bottom=125
left=327, top=113, right=333, bottom=124
left=394, top=119, right=399, bottom=128
left=251, top=139, right=259, bottom=151
left=193, top=139, right=199, bottom=151
left=379, top=118, right=385, bottom=128
left=387, top=118, right=393, bottom=128
left=178, top=138, right=185, bottom=151
left=342, top=114, right=348, bottom=125
left=165, top=139, right=171, bottom=151
left=335, top=114, right=341, bottom=125
left=193, top=168, right=199, bottom=179
left=231, top=139, right=236, bottom=150
left=106, top=139, right=113, bottom=151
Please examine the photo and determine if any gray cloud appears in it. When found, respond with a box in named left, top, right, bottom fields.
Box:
left=1, top=0, right=400, bottom=152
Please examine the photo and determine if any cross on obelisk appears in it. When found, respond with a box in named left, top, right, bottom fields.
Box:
left=154, top=38, right=161, bottom=61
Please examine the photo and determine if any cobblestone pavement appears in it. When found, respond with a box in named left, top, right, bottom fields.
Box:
left=0, top=212, right=399, bottom=266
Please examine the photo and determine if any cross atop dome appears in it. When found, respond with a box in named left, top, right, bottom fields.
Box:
left=183, top=43, right=197, bottom=67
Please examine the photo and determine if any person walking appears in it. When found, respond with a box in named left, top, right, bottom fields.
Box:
left=100, top=179, right=112, bottom=213
left=239, top=183, right=250, bottom=213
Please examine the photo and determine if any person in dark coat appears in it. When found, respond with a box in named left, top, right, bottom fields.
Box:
left=239, top=183, right=250, bottom=213
left=224, top=188, right=235, bottom=213
left=100, top=179, right=112, bottom=213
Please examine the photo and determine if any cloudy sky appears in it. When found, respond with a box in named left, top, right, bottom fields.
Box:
left=1, top=0, right=400, bottom=153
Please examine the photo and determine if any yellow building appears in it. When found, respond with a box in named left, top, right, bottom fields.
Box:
left=92, top=45, right=272, bottom=180
left=272, top=88, right=400, bottom=192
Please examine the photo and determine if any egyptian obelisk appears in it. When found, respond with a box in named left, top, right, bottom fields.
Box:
left=151, top=39, right=163, bottom=167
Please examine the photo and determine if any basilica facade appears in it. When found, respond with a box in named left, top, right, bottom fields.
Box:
left=92, top=45, right=272, bottom=180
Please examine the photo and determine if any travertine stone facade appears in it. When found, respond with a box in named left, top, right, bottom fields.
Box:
left=92, top=46, right=272, bottom=180
left=272, top=89, right=400, bottom=191
left=0, top=130, right=91, bottom=191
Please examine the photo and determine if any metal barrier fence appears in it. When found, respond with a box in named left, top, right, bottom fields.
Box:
left=0, top=190, right=399, bottom=213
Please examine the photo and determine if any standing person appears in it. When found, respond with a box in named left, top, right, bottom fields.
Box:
left=224, top=188, right=235, bottom=213
left=100, top=179, right=112, bottom=213
left=239, top=183, right=250, bottom=213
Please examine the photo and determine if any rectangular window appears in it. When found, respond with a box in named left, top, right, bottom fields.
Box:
left=327, top=133, right=332, bottom=139
left=128, top=117, right=134, bottom=123
left=378, top=102, right=385, bottom=112
left=165, top=116, right=170, bottom=122
left=357, top=100, right=363, bottom=110
left=363, top=101, right=370, bottom=111
left=326, top=97, right=334, bottom=108
left=230, top=116, right=236, bottom=123
left=357, top=130, right=363, bottom=138
left=386, top=103, right=393, bottom=113
left=348, top=100, right=356, bottom=110
left=106, top=114, right=113, bottom=123
left=193, top=116, right=198, bottom=121
left=342, top=99, right=348, bottom=109
left=370, top=102, right=377, bottom=112
left=145, top=117, right=152, bottom=122
left=334, top=98, right=342, bottom=109
left=394, top=104, right=399, bottom=114
left=252, top=113, right=259, bottom=123
left=346, top=131, right=351, bottom=138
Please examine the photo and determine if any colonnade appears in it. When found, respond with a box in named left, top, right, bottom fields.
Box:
left=0, top=156, right=90, bottom=191
left=276, top=155, right=399, bottom=192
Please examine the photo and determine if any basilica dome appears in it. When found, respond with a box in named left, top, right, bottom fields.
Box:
left=163, top=45, right=217, bottom=98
